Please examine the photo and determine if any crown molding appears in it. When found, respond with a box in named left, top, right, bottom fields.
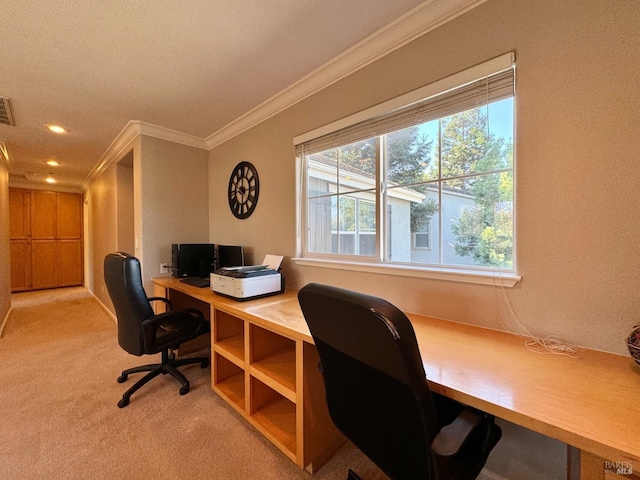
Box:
left=205, top=0, right=487, bottom=149
left=81, top=121, right=139, bottom=191
left=135, top=121, right=208, bottom=150
left=82, top=120, right=208, bottom=191
left=8, top=178, right=82, bottom=194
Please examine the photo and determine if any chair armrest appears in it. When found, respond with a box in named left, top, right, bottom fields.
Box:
left=147, top=296, right=173, bottom=310
left=430, top=408, right=501, bottom=478
left=140, top=308, right=206, bottom=350
left=430, top=408, right=483, bottom=458
left=141, top=308, right=204, bottom=328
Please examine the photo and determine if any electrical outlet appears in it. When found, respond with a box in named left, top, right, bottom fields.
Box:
left=160, top=263, right=169, bottom=274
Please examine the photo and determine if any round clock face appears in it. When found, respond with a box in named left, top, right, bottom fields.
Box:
left=228, top=161, right=259, bottom=219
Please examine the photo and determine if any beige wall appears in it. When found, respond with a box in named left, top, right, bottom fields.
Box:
left=87, top=159, right=120, bottom=310
left=209, top=0, right=640, bottom=357
left=0, top=160, right=10, bottom=329
left=86, top=135, right=209, bottom=312
left=116, top=156, right=134, bottom=254
left=137, top=135, right=209, bottom=291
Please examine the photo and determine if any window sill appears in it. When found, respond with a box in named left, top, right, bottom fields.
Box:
left=292, top=257, right=521, bottom=287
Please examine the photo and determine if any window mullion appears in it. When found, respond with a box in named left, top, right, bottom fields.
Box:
left=336, top=148, right=341, bottom=255
left=377, top=136, right=384, bottom=262
left=438, top=119, right=444, bottom=266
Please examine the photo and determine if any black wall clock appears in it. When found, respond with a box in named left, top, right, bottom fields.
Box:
left=228, top=161, right=259, bottom=219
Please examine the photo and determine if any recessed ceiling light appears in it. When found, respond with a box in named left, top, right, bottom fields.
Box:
left=46, top=159, right=60, bottom=166
left=45, top=175, right=56, bottom=184
left=46, top=125, right=67, bottom=134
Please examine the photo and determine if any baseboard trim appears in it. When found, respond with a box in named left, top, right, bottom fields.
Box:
left=0, top=305, right=13, bottom=338
left=90, top=291, right=117, bottom=324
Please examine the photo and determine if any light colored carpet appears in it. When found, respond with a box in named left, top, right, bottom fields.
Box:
left=0, top=288, right=381, bottom=479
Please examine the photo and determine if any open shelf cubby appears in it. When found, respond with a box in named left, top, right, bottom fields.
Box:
left=214, top=310, right=245, bottom=365
left=213, top=353, right=245, bottom=412
left=250, top=376, right=297, bottom=459
left=250, top=324, right=296, bottom=401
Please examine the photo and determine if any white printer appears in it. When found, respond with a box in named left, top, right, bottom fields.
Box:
left=210, top=255, right=284, bottom=301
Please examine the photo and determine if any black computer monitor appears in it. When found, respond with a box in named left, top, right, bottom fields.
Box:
left=171, top=244, right=215, bottom=278
left=217, top=245, right=245, bottom=269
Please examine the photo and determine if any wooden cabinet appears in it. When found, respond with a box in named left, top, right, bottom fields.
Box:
left=31, top=190, right=57, bottom=238
left=9, top=188, right=31, bottom=290
left=9, top=188, right=84, bottom=292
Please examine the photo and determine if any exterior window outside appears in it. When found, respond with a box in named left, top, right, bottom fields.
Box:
left=301, top=62, right=515, bottom=273
left=413, top=222, right=431, bottom=250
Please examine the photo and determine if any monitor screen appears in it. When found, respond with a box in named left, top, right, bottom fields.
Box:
left=173, top=244, right=215, bottom=278
left=217, top=245, right=245, bottom=269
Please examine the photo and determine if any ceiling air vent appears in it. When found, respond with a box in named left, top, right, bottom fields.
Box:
left=0, top=97, right=16, bottom=126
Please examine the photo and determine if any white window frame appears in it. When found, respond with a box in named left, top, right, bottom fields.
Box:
left=294, top=53, right=520, bottom=287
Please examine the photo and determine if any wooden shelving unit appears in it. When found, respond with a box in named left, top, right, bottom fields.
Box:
left=152, top=279, right=345, bottom=472
left=210, top=302, right=344, bottom=472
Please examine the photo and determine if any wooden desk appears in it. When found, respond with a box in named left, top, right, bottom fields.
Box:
left=152, top=277, right=640, bottom=478
left=407, top=314, right=640, bottom=479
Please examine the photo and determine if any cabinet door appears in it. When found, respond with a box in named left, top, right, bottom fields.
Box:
left=9, top=188, right=30, bottom=239
left=57, top=193, right=82, bottom=238
left=57, top=240, right=83, bottom=286
left=9, top=189, right=32, bottom=292
left=31, top=190, right=57, bottom=239
left=10, top=239, right=31, bottom=292
left=31, top=240, right=58, bottom=289
left=9, top=189, right=83, bottom=291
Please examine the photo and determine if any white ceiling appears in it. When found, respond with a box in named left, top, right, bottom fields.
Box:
left=0, top=0, right=479, bottom=191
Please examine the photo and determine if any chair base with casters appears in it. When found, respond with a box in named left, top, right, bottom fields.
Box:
left=103, top=252, right=211, bottom=409
left=117, top=349, right=210, bottom=408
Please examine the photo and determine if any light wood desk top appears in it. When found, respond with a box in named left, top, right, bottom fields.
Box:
left=153, top=276, right=640, bottom=467
left=153, top=277, right=312, bottom=342
left=407, top=314, right=640, bottom=466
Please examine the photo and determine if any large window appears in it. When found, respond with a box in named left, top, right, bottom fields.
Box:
left=296, top=54, right=516, bottom=275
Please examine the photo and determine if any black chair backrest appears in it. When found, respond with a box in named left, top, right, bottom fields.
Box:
left=298, top=283, right=441, bottom=478
left=104, top=252, right=155, bottom=356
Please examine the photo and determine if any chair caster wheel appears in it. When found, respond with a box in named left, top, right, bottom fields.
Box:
left=117, top=375, right=127, bottom=383
left=179, top=385, right=189, bottom=395
left=201, top=359, right=210, bottom=369
left=118, top=398, right=129, bottom=408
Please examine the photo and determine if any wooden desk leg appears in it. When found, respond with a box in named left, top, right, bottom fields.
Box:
left=152, top=285, right=168, bottom=314
left=580, top=451, right=604, bottom=480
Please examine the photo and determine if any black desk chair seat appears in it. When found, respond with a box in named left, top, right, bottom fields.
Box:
left=104, top=252, right=210, bottom=408
left=298, top=283, right=501, bottom=480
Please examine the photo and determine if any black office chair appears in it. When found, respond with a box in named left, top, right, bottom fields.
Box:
left=298, top=283, right=501, bottom=480
left=104, top=252, right=210, bottom=408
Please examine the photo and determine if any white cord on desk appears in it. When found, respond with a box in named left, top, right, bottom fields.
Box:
left=492, top=269, right=583, bottom=358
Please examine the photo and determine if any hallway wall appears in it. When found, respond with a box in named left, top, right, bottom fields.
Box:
left=0, top=159, right=10, bottom=330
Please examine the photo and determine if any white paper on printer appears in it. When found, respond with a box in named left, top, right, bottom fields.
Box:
left=263, top=254, right=283, bottom=271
